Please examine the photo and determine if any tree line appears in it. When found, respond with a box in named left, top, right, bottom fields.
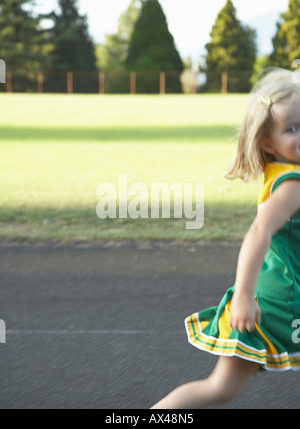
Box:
left=0, top=0, right=299, bottom=93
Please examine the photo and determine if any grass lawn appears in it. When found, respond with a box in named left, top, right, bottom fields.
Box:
left=0, top=93, right=260, bottom=242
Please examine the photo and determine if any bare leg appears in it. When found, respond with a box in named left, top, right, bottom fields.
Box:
left=151, top=356, right=259, bottom=409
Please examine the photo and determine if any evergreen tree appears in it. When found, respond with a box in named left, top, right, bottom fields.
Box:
left=45, top=0, right=97, bottom=92
left=269, top=0, right=300, bottom=69
left=100, top=0, right=143, bottom=70
left=97, top=0, right=142, bottom=93
left=0, top=0, right=50, bottom=88
left=250, top=55, right=269, bottom=87
left=126, top=0, right=183, bottom=93
left=47, top=0, right=96, bottom=71
left=204, top=0, right=256, bottom=93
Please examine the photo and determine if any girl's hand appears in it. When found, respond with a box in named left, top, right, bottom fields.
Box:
left=230, top=291, right=261, bottom=333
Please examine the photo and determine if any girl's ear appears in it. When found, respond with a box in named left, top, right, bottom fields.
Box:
left=261, top=139, right=275, bottom=154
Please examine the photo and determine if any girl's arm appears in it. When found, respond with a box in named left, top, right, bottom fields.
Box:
left=230, top=179, right=300, bottom=333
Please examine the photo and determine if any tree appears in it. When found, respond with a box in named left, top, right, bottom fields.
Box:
left=250, top=55, right=269, bottom=87
left=269, top=0, right=300, bottom=69
left=96, top=0, right=143, bottom=93
left=98, top=0, right=142, bottom=71
left=126, top=0, right=183, bottom=93
left=204, top=0, right=257, bottom=93
left=45, top=0, right=97, bottom=92
left=0, top=0, right=50, bottom=90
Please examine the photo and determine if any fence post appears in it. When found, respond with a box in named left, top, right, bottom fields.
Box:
left=99, top=72, right=105, bottom=94
left=6, top=71, right=12, bottom=93
left=221, top=71, right=228, bottom=94
left=37, top=72, right=44, bottom=94
left=130, top=72, right=136, bottom=95
left=67, top=71, right=73, bottom=94
left=160, top=71, right=166, bottom=95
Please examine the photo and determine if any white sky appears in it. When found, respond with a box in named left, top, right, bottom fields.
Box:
left=35, top=0, right=289, bottom=60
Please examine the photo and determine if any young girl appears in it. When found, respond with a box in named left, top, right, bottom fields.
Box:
left=151, top=68, right=300, bottom=409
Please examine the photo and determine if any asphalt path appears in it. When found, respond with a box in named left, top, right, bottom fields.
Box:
left=0, top=240, right=299, bottom=409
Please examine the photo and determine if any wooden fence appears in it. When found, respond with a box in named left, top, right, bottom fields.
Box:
left=1, top=70, right=234, bottom=94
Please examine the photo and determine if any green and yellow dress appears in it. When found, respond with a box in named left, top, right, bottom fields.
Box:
left=185, top=162, right=300, bottom=371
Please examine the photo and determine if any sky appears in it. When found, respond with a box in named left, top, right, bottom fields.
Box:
left=34, top=0, right=289, bottom=60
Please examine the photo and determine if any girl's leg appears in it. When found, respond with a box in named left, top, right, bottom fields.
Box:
left=151, top=356, right=259, bottom=409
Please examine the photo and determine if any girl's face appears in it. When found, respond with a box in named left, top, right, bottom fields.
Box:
left=264, top=98, right=300, bottom=165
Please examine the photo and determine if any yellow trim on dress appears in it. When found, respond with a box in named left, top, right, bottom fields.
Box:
left=185, top=310, right=300, bottom=371
left=258, top=163, right=300, bottom=208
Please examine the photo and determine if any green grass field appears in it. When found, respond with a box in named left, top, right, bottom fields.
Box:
left=0, top=93, right=261, bottom=242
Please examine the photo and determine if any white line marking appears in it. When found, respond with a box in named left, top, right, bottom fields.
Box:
left=6, top=329, right=154, bottom=336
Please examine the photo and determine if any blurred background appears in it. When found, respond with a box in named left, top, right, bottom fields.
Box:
left=0, top=0, right=295, bottom=95
left=0, top=0, right=298, bottom=242
left=1, top=0, right=300, bottom=410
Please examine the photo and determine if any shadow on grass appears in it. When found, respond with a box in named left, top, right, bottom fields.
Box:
left=0, top=202, right=256, bottom=241
left=1, top=124, right=238, bottom=143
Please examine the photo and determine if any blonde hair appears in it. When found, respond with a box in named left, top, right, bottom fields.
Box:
left=226, top=68, right=300, bottom=182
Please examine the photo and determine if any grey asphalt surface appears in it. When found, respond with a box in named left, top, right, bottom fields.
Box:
left=0, top=239, right=299, bottom=409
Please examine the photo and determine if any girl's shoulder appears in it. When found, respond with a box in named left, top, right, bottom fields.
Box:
left=258, top=162, right=300, bottom=209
